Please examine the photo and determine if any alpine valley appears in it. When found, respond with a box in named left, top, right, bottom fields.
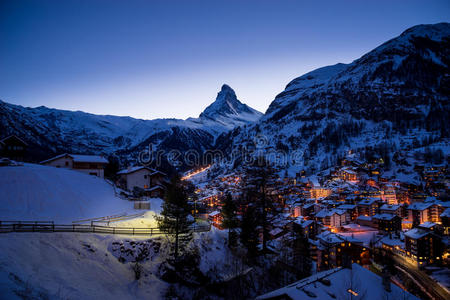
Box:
left=1, top=23, right=449, bottom=175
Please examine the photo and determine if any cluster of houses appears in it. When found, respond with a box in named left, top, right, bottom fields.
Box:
left=193, top=152, right=449, bottom=271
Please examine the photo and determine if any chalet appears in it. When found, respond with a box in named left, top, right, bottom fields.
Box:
left=441, top=208, right=450, bottom=235
left=315, top=209, right=347, bottom=229
left=308, top=179, right=332, bottom=199
left=428, top=200, right=449, bottom=223
left=404, top=227, right=443, bottom=266
left=117, top=166, right=167, bottom=197
left=357, top=198, right=380, bottom=217
left=356, top=215, right=374, bottom=228
left=293, top=217, right=316, bottom=239
left=379, top=203, right=402, bottom=217
left=41, top=153, right=108, bottom=177
left=407, top=202, right=433, bottom=227
left=337, top=204, right=358, bottom=222
left=0, top=135, right=28, bottom=161
left=381, top=184, right=397, bottom=204
left=372, top=213, right=402, bottom=233
left=208, top=210, right=222, bottom=228
left=380, top=237, right=404, bottom=254
left=338, top=167, right=358, bottom=182
left=314, top=231, right=369, bottom=270
left=303, top=202, right=319, bottom=217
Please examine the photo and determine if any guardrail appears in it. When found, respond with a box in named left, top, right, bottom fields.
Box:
left=0, top=221, right=211, bottom=236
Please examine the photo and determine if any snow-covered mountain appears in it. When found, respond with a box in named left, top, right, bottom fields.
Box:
left=0, top=85, right=262, bottom=165
left=215, top=23, right=449, bottom=175
left=198, top=84, right=261, bottom=126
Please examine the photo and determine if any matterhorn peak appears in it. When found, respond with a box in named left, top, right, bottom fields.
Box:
left=199, top=84, right=262, bottom=120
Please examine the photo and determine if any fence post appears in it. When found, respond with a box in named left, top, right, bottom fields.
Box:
left=52, top=224, right=55, bottom=232
left=113, top=227, right=115, bottom=234
left=73, top=224, right=75, bottom=232
left=133, top=228, right=135, bottom=235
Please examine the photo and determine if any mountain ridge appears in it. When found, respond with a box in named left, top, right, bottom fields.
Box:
left=0, top=85, right=262, bottom=166
left=213, top=22, right=449, bottom=176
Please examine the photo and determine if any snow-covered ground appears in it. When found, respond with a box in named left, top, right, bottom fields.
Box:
left=0, top=232, right=168, bottom=299
left=109, top=199, right=162, bottom=228
left=0, top=229, right=238, bottom=299
left=0, top=163, right=138, bottom=223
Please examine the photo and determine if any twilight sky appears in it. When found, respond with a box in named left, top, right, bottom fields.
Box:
left=0, top=0, right=449, bottom=119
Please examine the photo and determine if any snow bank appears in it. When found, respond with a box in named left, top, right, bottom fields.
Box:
left=0, top=164, right=136, bottom=222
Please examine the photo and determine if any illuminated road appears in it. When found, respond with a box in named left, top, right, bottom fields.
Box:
left=181, top=165, right=211, bottom=180
left=392, top=254, right=449, bottom=300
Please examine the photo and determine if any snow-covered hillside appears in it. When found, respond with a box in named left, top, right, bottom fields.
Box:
left=0, top=85, right=261, bottom=164
left=0, top=164, right=136, bottom=222
left=0, top=228, right=242, bottom=299
left=216, top=22, right=450, bottom=175
left=0, top=233, right=168, bottom=300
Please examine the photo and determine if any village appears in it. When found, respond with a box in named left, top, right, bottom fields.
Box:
left=1, top=133, right=449, bottom=299
left=189, top=149, right=450, bottom=295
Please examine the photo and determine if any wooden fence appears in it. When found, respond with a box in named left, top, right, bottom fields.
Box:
left=0, top=221, right=211, bottom=236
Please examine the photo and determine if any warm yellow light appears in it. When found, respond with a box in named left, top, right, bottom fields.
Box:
left=347, top=289, right=358, bottom=296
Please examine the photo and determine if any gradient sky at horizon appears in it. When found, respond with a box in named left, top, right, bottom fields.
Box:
left=1, top=0, right=449, bottom=119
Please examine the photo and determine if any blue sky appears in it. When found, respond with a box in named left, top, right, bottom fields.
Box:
left=0, top=0, right=449, bottom=119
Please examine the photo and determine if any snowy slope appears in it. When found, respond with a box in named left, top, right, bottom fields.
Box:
left=0, top=164, right=136, bottom=222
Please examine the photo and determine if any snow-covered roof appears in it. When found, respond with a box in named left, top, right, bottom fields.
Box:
left=381, top=237, right=404, bottom=247
left=294, top=217, right=313, bottom=228
left=404, top=228, right=430, bottom=240
left=337, top=204, right=356, bottom=210
left=315, top=209, right=346, bottom=218
left=372, top=213, right=398, bottom=221
left=408, top=202, right=433, bottom=211
left=70, top=154, right=109, bottom=163
left=418, top=221, right=436, bottom=229
left=269, top=228, right=284, bottom=236
left=209, top=211, right=220, bottom=217
left=117, top=166, right=157, bottom=175
left=379, top=204, right=400, bottom=211
left=257, top=263, right=419, bottom=300
left=356, top=215, right=372, bottom=221
left=40, top=153, right=108, bottom=164
left=358, top=198, right=379, bottom=205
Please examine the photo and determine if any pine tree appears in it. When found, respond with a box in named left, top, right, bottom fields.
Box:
left=292, top=232, right=312, bottom=278
left=221, top=193, right=238, bottom=247
left=157, top=176, right=194, bottom=261
left=242, top=156, right=280, bottom=252
left=240, top=205, right=258, bottom=258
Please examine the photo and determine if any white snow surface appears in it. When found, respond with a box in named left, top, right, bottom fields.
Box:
left=0, top=163, right=137, bottom=222
left=0, top=232, right=167, bottom=300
